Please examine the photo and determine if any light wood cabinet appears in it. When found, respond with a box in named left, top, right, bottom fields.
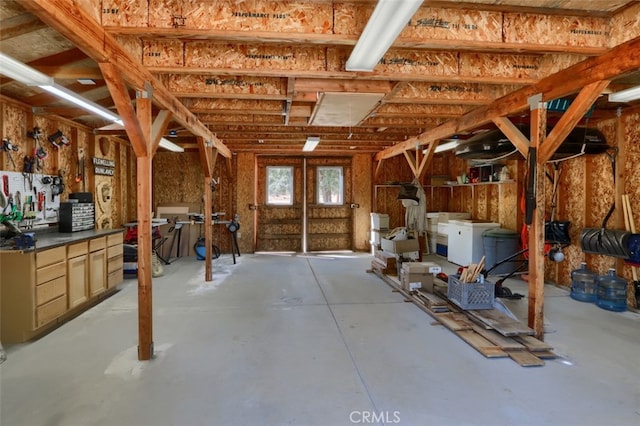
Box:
left=0, top=231, right=124, bottom=343
left=89, top=249, right=106, bottom=297
left=107, top=233, right=124, bottom=289
left=68, top=254, right=88, bottom=308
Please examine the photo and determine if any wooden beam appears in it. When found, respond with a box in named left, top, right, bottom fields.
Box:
left=539, top=80, right=610, bottom=164
left=135, top=91, right=154, bottom=360
left=204, top=174, right=213, bottom=282
left=99, top=63, right=148, bottom=157
left=418, top=142, right=437, bottom=180
left=150, top=110, right=172, bottom=156
left=376, top=35, right=640, bottom=161
left=403, top=151, right=418, bottom=178
left=492, top=117, right=530, bottom=157
left=374, top=159, right=384, bottom=181
left=136, top=155, right=154, bottom=360
left=527, top=96, right=547, bottom=341
left=20, top=0, right=231, bottom=159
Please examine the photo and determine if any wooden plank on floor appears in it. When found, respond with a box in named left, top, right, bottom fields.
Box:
left=512, top=335, right=554, bottom=352
left=455, top=330, right=508, bottom=358
left=466, top=309, right=536, bottom=336
left=470, top=324, right=527, bottom=351
left=508, top=351, right=546, bottom=367
left=533, top=351, right=557, bottom=359
left=435, top=313, right=473, bottom=331
left=415, top=290, right=448, bottom=306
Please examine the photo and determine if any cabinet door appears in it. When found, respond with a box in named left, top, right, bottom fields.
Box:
left=68, top=255, right=88, bottom=308
left=89, top=250, right=106, bottom=297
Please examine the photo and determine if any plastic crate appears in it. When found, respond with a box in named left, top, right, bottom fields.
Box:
left=447, top=274, right=495, bottom=310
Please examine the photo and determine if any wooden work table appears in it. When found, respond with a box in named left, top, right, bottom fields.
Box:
left=0, top=228, right=124, bottom=343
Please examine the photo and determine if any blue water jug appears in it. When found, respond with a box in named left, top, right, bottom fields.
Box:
left=596, top=268, right=627, bottom=312
left=570, top=262, right=597, bottom=303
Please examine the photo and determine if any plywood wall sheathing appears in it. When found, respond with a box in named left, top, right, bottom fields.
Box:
left=143, top=40, right=185, bottom=67
left=77, top=0, right=101, bottom=23
left=167, top=75, right=283, bottom=97
left=503, top=13, right=608, bottom=48
left=609, top=2, right=640, bottom=46
left=114, top=35, right=143, bottom=63
left=392, top=82, right=523, bottom=104
left=185, top=42, right=326, bottom=71
left=459, top=53, right=542, bottom=80
left=148, top=0, right=333, bottom=33
left=376, top=104, right=473, bottom=117
left=101, top=0, right=148, bottom=27
left=181, top=98, right=283, bottom=113
left=2, top=102, right=29, bottom=172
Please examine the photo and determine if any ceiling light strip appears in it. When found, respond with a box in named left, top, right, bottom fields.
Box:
left=346, top=0, right=424, bottom=72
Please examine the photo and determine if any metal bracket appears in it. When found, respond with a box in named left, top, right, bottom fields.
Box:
left=528, top=93, right=545, bottom=110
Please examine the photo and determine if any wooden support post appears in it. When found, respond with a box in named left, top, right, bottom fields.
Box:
left=136, top=91, right=154, bottom=360
left=527, top=95, right=547, bottom=340
left=204, top=175, right=213, bottom=282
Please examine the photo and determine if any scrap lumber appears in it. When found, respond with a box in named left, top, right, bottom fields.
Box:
left=508, top=351, right=546, bottom=367
left=512, top=335, right=554, bottom=352
left=455, top=330, right=508, bottom=358
left=466, top=309, right=536, bottom=336
left=434, top=312, right=474, bottom=331
left=470, top=324, right=527, bottom=351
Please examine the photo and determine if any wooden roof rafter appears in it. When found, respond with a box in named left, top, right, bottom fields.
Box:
left=19, top=0, right=230, bottom=164
left=375, top=35, right=640, bottom=161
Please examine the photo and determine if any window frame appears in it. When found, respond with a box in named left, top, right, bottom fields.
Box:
left=316, top=166, right=344, bottom=205
left=266, top=166, right=294, bottom=206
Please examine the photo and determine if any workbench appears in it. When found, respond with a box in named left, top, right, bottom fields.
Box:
left=0, top=228, right=124, bottom=343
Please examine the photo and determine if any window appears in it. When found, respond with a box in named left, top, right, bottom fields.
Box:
left=317, top=166, right=343, bottom=205
left=266, top=166, right=293, bottom=205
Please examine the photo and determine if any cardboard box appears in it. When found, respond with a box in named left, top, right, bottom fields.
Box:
left=401, top=270, right=435, bottom=293
left=381, top=237, right=420, bottom=254
left=401, top=261, right=442, bottom=274
left=400, top=261, right=442, bottom=293
left=370, top=213, right=389, bottom=230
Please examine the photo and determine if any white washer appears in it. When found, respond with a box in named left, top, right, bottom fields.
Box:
left=447, top=220, right=501, bottom=266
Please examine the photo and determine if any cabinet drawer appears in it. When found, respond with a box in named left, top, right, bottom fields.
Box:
left=36, top=246, right=66, bottom=268
left=68, top=241, right=88, bottom=258
left=36, top=295, right=67, bottom=328
left=108, top=268, right=123, bottom=288
left=36, top=275, right=66, bottom=306
left=108, top=254, right=123, bottom=273
left=107, top=244, right=123, bottom=259
left=107, top=233, right=123, bottom=246
left=36, top=261, right=66, bottom=285
left=89, top=237, right=106, bottom=252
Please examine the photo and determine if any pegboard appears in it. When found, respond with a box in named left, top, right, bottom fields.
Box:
left=1, top=170, right=62, bottom=227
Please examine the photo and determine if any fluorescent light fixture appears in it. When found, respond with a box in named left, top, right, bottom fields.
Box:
left=434, top=140, right=458, bottom=153
left=159, top=137, right=184, bottom=152
left=39, top=84, right=121, bottom=122
left=303, top=136, right=320, bottom=152
left=0, top=53, right=122, bottom=124
left=0, top=52, right=53, bottom=86
left=608, top=85, right=640, bottom=102
left=345, top=0, right=424, bottom=72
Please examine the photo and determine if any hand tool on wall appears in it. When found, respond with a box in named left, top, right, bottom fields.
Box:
left=37, top=191, right=44, bottom=211
left=2, top=138, right=19, bottom=168
left=47, top=130, right=70, bottom=149
left=2, top=174, right=9, bottom=197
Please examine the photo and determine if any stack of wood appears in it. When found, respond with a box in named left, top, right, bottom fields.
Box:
left=370, top=248, right=397, bottom=276
left=458, top=256, right=485, bottom=283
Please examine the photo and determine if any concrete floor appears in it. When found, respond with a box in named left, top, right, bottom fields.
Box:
left=1, top=252, right=639, bottom=426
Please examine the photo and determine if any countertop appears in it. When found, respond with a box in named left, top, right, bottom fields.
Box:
left=0, top=228, right=124, bottom=253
